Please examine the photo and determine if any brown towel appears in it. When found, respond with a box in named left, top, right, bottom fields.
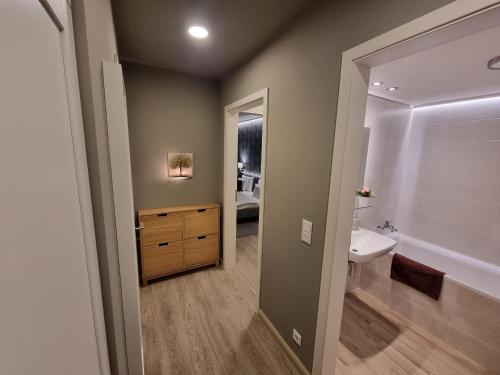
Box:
left=390, top=253, right=445, bottom=300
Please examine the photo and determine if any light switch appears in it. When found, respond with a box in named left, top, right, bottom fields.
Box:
left=301, top=219, right=313, bottom=245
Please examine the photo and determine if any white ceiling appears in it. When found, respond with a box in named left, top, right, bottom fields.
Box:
left=369, top=24, right=500, bottom=106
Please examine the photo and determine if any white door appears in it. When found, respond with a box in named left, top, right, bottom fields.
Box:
left=103, top=61, right=144, bottom=375
left=0, top=1, right=106, bottom=374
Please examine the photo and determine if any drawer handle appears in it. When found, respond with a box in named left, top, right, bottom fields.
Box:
left=157, top=213, right=168, bottom=217
left=198, top=236, right=206, bottom=240
left=159, top=242, right=169, bottom=247
left=197, top=209, right=206, bottom=213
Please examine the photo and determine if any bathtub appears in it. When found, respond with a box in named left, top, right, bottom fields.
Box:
left=358, top=231, right=500, bottom=373
left=390, top=232, right=500, bottom=301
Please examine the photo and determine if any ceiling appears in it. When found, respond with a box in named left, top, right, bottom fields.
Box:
left=111, top=0, right=316, bottom=79
left=369, top=24, right=500, bottom=106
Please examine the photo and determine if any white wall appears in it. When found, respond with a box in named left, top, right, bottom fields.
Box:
left=359, top=96, right=412, bottom=230
left=398, top=96, right=500, bottom=266
left=361, top=95, right=500, bottom=267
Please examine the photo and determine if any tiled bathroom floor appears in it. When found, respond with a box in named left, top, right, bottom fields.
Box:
left=336, top=290, right=490, bottom=375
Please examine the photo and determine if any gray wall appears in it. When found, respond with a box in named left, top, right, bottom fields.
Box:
left=221, top=0, right=453, bottom=370
left=72, top=1, right=129, bottom=374
left=123, top=63, right=222, bottom=211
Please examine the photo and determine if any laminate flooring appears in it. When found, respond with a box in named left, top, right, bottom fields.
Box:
left=140, top=234, right=301, bottom=375
left=141, top=234, right=488, bottom=375
left=336, top=290, right=490, bottom=375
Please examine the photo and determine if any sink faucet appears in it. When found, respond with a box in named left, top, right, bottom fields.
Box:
left=377, top=220, right=398, bottom=232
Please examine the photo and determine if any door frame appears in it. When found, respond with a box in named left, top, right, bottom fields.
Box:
left=102, top=61, right=144, bottom=375
left=311, top=1, right=500, bottom=374
left=42, top=0, right=111, bottom=374
left=223, top=88, right=269, bottom=307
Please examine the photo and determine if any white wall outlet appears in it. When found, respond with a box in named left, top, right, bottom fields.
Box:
left=301, top=219, right=313, bottom=245
left=292, top=328, right=302, bottom=347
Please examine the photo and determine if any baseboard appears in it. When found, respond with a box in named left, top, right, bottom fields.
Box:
left=258, top=309, right=311, bottom=375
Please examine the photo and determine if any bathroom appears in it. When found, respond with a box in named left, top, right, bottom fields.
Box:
left=340, top=14, right=500, bottom=375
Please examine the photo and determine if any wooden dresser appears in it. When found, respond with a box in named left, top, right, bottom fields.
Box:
left=138, top=203, right=220, bottom=286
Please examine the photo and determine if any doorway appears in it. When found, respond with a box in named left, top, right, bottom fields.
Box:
left=223, top=88, right=269, bottom=308
left=315, top=2, right=500, bottom=375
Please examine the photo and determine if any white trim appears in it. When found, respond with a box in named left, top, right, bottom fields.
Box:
left=103, top=61, right=145, bottom=375
left=59, top=1, right=110, bottom=374
left=368, top=93, right=411, bottom=107
left=223, top=88, right=269, bottom=309
left=312, top=1, right=500, bottom=375
left=368, top=92, right=412, bottom=107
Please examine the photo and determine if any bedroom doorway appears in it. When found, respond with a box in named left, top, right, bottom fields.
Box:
left=223, top=88, right=269, bottom=308
left=236, top=108, right=263, bottom=238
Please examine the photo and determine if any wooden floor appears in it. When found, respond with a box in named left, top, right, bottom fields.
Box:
left=140, top=234, right=301, bottom=375
left=141, top=234, right=488, bottom=375
left=337, top=290, right=490, bottom=375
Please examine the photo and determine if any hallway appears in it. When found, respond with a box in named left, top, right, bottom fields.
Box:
left=140, top=234, right=302, bottom=375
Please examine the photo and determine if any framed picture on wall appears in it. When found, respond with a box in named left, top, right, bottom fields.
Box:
left=168, top=153, right=193, bottom=179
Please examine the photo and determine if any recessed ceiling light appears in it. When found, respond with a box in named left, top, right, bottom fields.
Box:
left=188, top=26, right=209, bottom=39
left=386, top=87, right=398, bottom=91
left=487, top=56, right=500, bottom=70
left=372, top=81, right=384, bottom=86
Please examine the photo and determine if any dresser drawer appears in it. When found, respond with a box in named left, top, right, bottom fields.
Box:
left=184, top=235, right=219, bottom=266
left=141, top=212, right=183, bottom=246
left=183, top=208, right=219, bottom=239
left=142, top=241, right=184, bottom=277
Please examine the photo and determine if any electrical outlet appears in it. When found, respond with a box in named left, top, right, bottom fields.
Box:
left=292, top=328, right=302, bottom=347
left=301, top=219, right=313, bottom=245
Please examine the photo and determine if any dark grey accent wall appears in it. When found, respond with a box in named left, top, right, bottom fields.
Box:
left=222, top=0, right=454, bottom=370
left=238, top=118, right=262, bottom=175
left=123, top=63, right=222, bottom=211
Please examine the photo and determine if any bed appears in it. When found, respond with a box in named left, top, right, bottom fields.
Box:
left=237, top=177, right=260, bottom=221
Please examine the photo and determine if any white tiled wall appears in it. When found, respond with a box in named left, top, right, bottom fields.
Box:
left=398, top=97, right=500, bottom=266
left=361, top=95, right=500, bottom=266
left=358, top=96, right=412, bottom=231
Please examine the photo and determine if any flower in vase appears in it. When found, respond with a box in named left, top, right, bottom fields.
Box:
left=356, top=186, right=375, bottom=198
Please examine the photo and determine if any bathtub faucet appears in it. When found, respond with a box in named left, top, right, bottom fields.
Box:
left=377, top=220, right=398, bottom=232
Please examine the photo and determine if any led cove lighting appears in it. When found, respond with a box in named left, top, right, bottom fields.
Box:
left=386, top=87, right=398, bottom=91
left=188, top=26, right=208, bottom=39
left=413, top=95, right=500, bottom=110
left=372, top=81, right=384, bottom=86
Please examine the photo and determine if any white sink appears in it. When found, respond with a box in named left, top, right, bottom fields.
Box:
left=349, top=228, right=397, bottom=264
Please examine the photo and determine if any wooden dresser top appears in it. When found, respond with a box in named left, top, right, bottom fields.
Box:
left=138, top=203, right=220, bottom=217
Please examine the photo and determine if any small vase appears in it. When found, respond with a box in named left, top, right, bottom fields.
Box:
left=357, top=196, right=370, bottom=209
